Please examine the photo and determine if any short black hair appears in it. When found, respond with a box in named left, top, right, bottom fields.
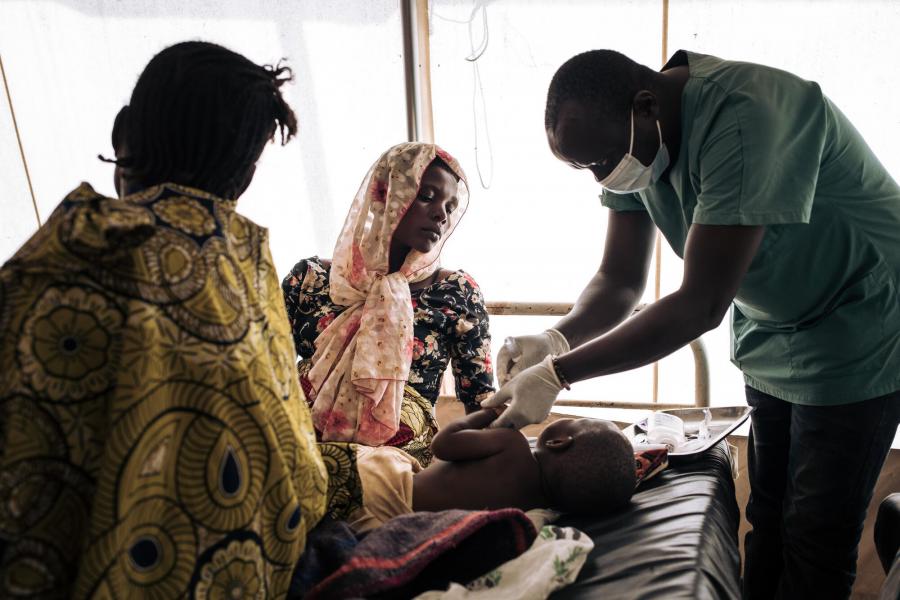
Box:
left=545, top=424, right=636, bottom=515
left=107, top=41, right=298, bottom=199
left=545, top=50, right=656, bottom=134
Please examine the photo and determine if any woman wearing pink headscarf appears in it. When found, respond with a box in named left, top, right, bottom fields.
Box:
left=282, top=143, right=494, bottom=462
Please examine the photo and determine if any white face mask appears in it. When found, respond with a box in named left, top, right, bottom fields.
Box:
left=599, top=110, right=669, bottom=194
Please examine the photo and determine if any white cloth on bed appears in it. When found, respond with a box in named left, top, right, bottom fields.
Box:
left=524, top=507, right=561, bottom=531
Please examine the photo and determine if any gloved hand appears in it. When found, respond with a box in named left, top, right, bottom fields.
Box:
left=481, top=355, right=564, bottom=430
left=496, top=328, right=569, bottom=385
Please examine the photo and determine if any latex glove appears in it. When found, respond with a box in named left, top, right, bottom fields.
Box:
left=496, top=328, right=570, bottom=385
left=481, top=355, right=564, bottom=430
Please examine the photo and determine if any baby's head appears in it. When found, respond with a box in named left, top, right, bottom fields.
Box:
left=534, top=418, right=636, bottom=515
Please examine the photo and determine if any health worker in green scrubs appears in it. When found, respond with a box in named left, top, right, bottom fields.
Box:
left=482, top=49, right=900, bottom=599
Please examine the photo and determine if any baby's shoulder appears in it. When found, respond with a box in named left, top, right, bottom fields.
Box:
left=491, top=430, right=534, bottom=464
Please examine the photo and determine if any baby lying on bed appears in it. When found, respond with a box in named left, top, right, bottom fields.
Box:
left=348, top=410, right=636, bottom=533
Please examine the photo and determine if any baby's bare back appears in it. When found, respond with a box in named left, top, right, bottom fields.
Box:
left=412, top=434, right=545, bottom=512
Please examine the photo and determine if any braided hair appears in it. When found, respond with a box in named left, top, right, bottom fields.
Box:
left=105, top=41, right=297, bottom=199
left=544, top=50, right=656, bottom=134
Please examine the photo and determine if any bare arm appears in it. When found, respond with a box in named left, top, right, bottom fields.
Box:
left=554, top=210, right=657, bottom=347
left=557, top=223, right=765, bottom=382
left=430, top=408, right=523, bottom=461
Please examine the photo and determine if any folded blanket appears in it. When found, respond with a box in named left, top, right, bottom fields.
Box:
left=292, top=508, right=537, bottom=599
left=290, top=517, right=358, bottom=597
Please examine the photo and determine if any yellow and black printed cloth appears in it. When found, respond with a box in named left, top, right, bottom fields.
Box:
left=0, top=183, right=327, bottom=599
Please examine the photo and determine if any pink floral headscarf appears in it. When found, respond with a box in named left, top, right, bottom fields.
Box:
left=307, top=143, right=469, bottom=444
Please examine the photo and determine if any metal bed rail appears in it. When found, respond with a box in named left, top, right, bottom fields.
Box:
left=438, top=301, right=710, bottom=409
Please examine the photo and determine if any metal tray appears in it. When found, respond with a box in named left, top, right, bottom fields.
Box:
left=626, top=406, right=752, bottom=458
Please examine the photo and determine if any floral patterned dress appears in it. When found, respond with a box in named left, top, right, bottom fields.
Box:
left=284, top=257, right=495, bottom=412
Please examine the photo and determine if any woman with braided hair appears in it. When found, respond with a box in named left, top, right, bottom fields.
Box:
left=0, top=41, right=327, bottom=599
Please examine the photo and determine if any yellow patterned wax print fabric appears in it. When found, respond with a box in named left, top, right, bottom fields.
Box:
left=0, top=183, right=327, bottom=599
left=317, top=442, right=364, bottom=521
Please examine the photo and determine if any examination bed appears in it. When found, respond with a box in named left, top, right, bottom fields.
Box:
left=552, top=442, right=741, bottom=599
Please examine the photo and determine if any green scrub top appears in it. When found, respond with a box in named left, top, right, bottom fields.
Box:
left=602, top=50, right=900, bottom=405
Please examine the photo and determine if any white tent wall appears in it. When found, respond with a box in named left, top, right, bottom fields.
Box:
left=428, top=0, right=664, bottom=405
left=2, top=0, right=899, bottom=423
left=0, top=0, right=407, bottom=275
left=0, top=76, right=36, bottom=263
left=1, top=2, right=898, bottom=411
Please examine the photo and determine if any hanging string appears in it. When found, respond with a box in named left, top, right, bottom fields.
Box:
left=464, top=3, right=489, bottom=62
left=432, top=1, right=494, bottom=189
